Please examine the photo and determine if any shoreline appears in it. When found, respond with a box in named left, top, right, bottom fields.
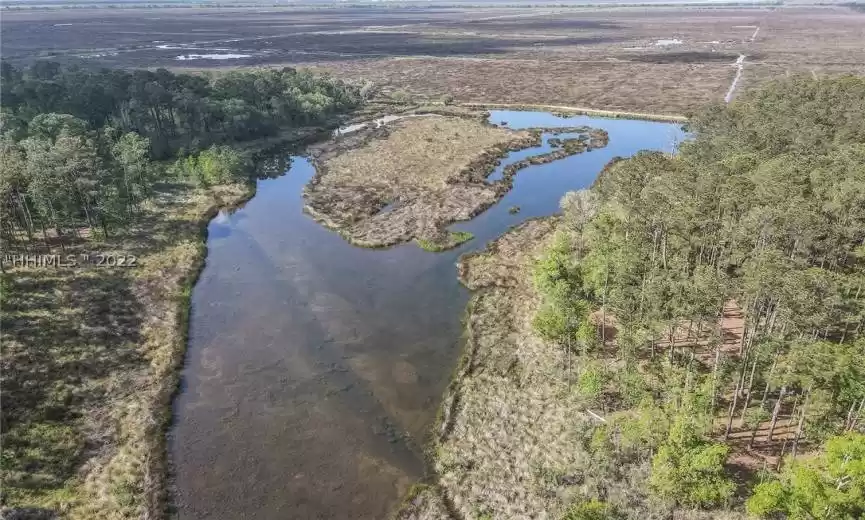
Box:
left=459, top=102, right=688, bottom=123
left=158, top=184, right=256, bottom=517
left=0, top=120, right=325, bottom=518
left=0, top=182, right=252, bottom=518
left=397, top=217, right=563, bottom=520
left=302, top=114, right=609, bottom=252
left=302, top=116, right=541, bottom=250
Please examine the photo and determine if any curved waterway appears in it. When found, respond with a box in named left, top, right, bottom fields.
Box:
left=169, top=111, right=686, bottom=519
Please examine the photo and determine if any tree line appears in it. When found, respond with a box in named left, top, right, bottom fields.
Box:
left=0, top=62, right=365, bottom=250
left=535, top=75, right=865, bottom=518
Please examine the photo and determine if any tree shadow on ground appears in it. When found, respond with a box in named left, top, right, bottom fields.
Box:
left=1, top=267, right=143, bottom=496
left=0, top=183, right=206, bottom=503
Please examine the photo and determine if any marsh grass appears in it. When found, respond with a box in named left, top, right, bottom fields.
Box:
left=402, top=218, right=752, bottom=520
left=416, top=231, right=474, bottom=252
left=0, top=182, right=251, bottom=518
left=306, top=115, right=538, bottom=248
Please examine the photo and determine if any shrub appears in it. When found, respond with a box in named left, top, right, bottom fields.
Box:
left=170, top=145, right=251, bottom=186
left=649, top=415, right=735, bottom=508
left=562, top=500, right=621, bottom=520
left=746, top=432, right=865, bottom=519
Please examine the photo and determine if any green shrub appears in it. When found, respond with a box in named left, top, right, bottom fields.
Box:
left=170, top=145, right=251, bottom=186
left=562, top=500, right=621, bottom=520
left=577, top=362, right=608, bottom=403
left=649, top=415, right=734, bottom=508
left=416, top=231, right=474, bottom=252
left=747, top=432, right=865, bottom=519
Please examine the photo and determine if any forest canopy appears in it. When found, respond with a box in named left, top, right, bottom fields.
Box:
left=1, top=62, right=365, bottom=158
left=0, top=62, right=365, bottom=247
left=538, top=74, right=865, bottom=516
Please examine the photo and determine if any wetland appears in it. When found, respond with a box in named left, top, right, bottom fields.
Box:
left=169, top=110, right=685, bottom=519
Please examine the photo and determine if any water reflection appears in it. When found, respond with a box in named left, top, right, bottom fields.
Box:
left=169, top=111, right=686, bottom=519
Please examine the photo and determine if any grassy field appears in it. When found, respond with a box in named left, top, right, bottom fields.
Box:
left=3, top=5, right=864, bottom=115
left=306, top=6, right=865, bottom=113
left=411, top=217, right=589, bottom=518
left=0, top=182, right=250, bottom=518
left=305, top=115, right=539, bottom=249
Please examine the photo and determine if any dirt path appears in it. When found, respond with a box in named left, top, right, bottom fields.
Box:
left=725, top=21, right=763, bottom=103
left=466, top=9, right=565, bottom=23
left=725, top=54, right=747, bottom=103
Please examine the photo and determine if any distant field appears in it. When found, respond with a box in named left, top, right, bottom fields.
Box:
left=2, top=4, right=864, bottom=114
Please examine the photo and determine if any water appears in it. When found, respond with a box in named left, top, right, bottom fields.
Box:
left=484, top=131, right=585, bottom=183
left=169, top=111, right=686, bottom=519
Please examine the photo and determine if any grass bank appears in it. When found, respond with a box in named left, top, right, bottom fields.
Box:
left=397, top=217, right=750, bottom=520
left=1, top=181, right=252, bottom=518
left=304, top=114, right=540, bottom=251
left=460, top=102, right=688, bottom=123
left=304, top=113, right=610, bottom=252
left=416, top=231, right=474, bottom=252
left=397, top=217, right=565, bottom=519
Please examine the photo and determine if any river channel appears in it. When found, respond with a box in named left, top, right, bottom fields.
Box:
left=169, top=111, right=686, bottom=519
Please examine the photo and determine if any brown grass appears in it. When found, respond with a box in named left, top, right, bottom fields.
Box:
left=309, top=58, right=731, bottom=116
left=320, top=116, right=520, bottom=192
left=305, top=115, right=539, bottom=249
left=400, top=218, right=751, bottom=520
left=0, top=182, right=250, bottom=518
left=295, top=6, right=865, bottom=115
left=4, top=5, right=863, bottom=115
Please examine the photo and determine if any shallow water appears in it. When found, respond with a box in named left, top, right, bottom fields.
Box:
left=169, top=111, right=686, bottom=519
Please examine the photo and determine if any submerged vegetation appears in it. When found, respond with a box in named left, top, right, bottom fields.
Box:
left=0, top=61, right=362, bottom=517
left=405, top=75, right=865, bottom=520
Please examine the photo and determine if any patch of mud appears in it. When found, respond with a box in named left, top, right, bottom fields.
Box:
left=304, top=116, right=606, bottom=251
left=394, top=486, right=452, bottom=520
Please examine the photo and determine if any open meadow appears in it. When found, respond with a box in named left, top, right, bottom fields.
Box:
left=2, top=3, right=865, bottom=115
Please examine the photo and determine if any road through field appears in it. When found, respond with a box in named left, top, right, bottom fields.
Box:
left=725, top=21, right=764, bottom=103
left=725, top=54, right=747, bottom=103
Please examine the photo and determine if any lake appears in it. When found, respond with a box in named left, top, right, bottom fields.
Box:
left=169, top=111, right=686, bottom=519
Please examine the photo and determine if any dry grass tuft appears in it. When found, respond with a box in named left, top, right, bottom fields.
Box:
left=305, top=116, right=538, bottom=249
left=403, top=218, right=749, bottom=520
left=1, top=182, right=250, bottom=519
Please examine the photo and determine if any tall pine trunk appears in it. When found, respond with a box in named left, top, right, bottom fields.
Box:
left=738, top=359, right=759, bottom=425
left=767, top=385, right=786, bottom=442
